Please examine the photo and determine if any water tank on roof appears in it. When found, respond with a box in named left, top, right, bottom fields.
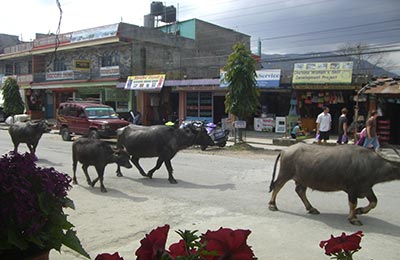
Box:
left=144, top=14, right=155, bottom=28
left=161, top=5, right=176, bottom=23
left=151, top=1, right=164, bottom=16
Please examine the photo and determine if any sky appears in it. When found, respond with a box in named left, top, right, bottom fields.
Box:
left=2, top=0, right=400, bottom=73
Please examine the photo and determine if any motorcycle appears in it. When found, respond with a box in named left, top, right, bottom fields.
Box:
left=200, top=122, right=230, bottom=151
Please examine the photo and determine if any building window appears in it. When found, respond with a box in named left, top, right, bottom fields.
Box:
left=28, top=60, right=32, bottom=74
left=5, top=64, right=13, bottom=75
left=54, top=57, right=67, bottom=71
left=101, top=51, right=119, bottom=67
left=14, top=63, right=22, bottom=75
left=186, top=92, right=212, bottom=122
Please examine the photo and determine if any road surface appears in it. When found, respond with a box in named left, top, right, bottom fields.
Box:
left=0, top=131, right=399, bottom=260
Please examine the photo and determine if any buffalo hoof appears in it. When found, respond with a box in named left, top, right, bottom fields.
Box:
left=90, top=181, right=95, bottom=187
left=147, top=173, right=153, bottom=179
left=101, top=187, right=108, bottom=193
left=308, top=208, right=320, bottom=215
left=349, top=218, right=363, bottom=226
left=72, top=179, right=78, bottom=185
left=268, top=204, right=278, bottom=211
left=116, top=171, right=123, bottom=177
left=168, top=178, right=178, bottom=184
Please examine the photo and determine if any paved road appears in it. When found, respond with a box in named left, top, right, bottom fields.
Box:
left=1, top=130, right=399, bottom=260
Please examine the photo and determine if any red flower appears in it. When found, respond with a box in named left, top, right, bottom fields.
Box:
left=169, top=239, right=197, bottom=257
left=201, top=227, right=255, bottom=260
left=320, top=231, right=363, bottom=256
left=95, top=252, right=124, bottom=260
left=135, top=224, right=170, bottom=260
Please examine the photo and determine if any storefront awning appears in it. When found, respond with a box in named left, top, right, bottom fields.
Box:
left=293, top=84, right=357, bottom=90
left=31, top=80, right=119, bottom=90
left=164, top=78, right=220, bottom=86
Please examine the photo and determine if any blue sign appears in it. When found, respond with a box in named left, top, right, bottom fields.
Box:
left=220, top=69, right=281, bottom=88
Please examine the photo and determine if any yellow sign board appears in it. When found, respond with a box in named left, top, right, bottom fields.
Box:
left=124, top=74, right=166, bottom=90
left=293, top=62, right=353, bottom=84
left=73, top=60, right=91, bottom=71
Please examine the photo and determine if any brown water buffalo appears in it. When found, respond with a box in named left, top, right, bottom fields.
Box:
left=116, top=123, right=213, bottom=183
left=268, top=143, right=400, bottom=225
left=8, top=120, right=50, bottom=160
left=72, top=137, right=132, bottom=192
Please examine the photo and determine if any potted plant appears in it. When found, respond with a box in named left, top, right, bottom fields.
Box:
left=0, top=152, right=90, bottom=259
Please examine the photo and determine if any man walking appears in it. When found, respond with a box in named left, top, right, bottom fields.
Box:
left=316, top=106, right=332, bottom=145
left=363, top=110, right=380, bottom=151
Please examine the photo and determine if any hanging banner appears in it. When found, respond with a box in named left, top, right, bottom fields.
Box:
left=124, top=74, right=166, bottom=91
left=293, top=62, right=353, bottom=84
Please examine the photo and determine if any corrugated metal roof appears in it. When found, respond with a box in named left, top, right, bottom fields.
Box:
left=364, top=78, right=400, bottom=95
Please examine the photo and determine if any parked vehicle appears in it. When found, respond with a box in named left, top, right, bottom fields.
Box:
left=57, top=101, right=129, bottom=141
left=202, top=122, right=230, bottom=150
left=181, top=121, right=229, bottom=151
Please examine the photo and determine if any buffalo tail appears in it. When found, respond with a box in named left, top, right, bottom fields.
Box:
left=269, top=152, right=281, bottom=192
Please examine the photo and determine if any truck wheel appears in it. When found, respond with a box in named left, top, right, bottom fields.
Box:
left=61, top=127, right=71, bottom=141
left=219, top=141, right=226, bottom=148
left=200, top=145, right=208, bottom=151
left=89, top=130, right=99, bottom=139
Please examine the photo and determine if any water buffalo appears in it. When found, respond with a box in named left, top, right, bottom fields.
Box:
left=116, top=123, right=212, bottom=183
left=268, top=143, right=400, bottom=225
left=8, top=120, right=50, bottom=160
left=72, top=137, right=132, bottom=192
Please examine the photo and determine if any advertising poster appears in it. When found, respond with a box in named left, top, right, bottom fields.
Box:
left=124, top=74, right=166, bottom=90
left=292, top=62, right=353, bottom=84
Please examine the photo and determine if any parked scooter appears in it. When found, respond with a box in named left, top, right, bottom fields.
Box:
left=200, top=122, right=230, bottom=151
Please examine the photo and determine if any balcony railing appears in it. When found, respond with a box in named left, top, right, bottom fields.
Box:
left=31, top=66, right=121, bottom=83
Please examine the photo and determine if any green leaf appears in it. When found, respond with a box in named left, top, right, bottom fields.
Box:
left=64, top=197, right=75, bottom=210
left=6, top=229, right=29, bottom=250
left=62, top=230, right=90, bottom=259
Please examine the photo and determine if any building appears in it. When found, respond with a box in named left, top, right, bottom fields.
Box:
left=0, top=20, right=250, bottom=125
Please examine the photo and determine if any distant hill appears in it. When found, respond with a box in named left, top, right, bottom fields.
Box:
left=260, top=52, right=398, bottom=79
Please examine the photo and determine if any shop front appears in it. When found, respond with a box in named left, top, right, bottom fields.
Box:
left=30, top=79, right=122, bottom=119
left=291, top=61, right=358, bottom=134
left=293, top=85, right=358, bottom=133
left=364, top=78, right=400, bottom=145
left=166, top=79, right=227, bottom=125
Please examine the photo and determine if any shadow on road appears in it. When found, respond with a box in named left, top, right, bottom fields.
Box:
left=122, top=175, right=235, bottom=191
left=37, top=158, right=64, bottom=167
left=278, top=209, right=400, bottom=237
left=74, top=184, right=148, bottom=202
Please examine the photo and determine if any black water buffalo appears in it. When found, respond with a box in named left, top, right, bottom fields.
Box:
left=116, top=123, right=212, bottom=183
left=8, top=120, right=50, bottom=160
left=72, top=137, right=132, bottom=192
left=268, top=143, right=400, bottom=225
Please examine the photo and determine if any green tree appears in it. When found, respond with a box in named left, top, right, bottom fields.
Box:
left=2, top=77, right=25, bottom=117
left=224, top=42, right=260, bottom=142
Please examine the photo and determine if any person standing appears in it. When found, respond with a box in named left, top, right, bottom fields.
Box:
left=336, top=108, right=348, bottom=144
left=363, top=110, right=380, bottom=151
left=316, top=106, right=332, bottom=145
